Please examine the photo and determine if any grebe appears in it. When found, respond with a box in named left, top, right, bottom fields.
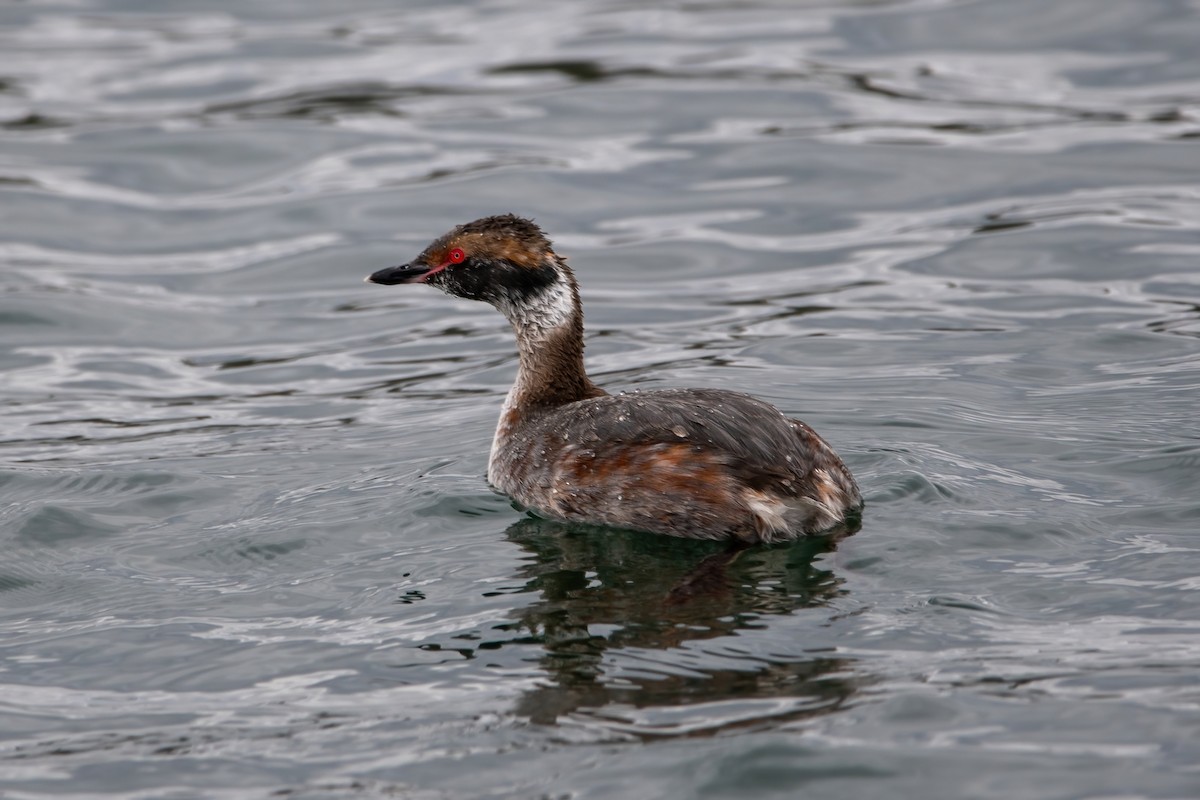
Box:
left=367, top=214, right=862, bottom=542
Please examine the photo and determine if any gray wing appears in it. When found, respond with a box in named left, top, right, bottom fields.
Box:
left=533, top=387, right=857, bottom=500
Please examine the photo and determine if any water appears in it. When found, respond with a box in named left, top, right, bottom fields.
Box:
left=2, top=0, right=1199, bottom=797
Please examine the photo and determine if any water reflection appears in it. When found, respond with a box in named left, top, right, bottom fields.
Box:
left=499, top=518, right=863, bottom=734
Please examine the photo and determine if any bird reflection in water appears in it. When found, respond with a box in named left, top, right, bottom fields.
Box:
left=493, top=516, right=864, bottom=735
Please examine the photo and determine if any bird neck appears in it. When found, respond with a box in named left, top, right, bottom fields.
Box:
left=498, top=266, right=605, bottom=409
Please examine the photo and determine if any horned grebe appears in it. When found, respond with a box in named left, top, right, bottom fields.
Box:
left=367, top=214, right=862, bottom=542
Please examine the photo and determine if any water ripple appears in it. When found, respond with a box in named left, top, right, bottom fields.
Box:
left=3, top=0, right=1200, bottom=796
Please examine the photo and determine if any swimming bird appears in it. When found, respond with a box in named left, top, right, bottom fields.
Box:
left=367, top=214, right=861, bottom=542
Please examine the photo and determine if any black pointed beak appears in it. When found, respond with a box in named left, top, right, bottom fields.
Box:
left=365, top=263, right=431, bottom=285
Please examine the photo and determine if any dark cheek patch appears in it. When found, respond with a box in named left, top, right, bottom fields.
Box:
left=422, top=261, right=450, bottom=282
left=440, top=263, right=491, bottom=301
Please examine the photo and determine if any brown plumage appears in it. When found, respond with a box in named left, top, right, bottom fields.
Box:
left=367, top=214, right=862, bottom=542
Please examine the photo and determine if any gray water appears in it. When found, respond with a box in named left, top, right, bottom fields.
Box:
left=2, top=1, right=1199, bottom=797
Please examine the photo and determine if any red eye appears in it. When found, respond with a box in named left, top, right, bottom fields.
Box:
left=447, top=247, right=466, bottom=264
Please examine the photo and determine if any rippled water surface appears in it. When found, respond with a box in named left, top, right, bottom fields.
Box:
left=2, top=0, right=1199, bottom=797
